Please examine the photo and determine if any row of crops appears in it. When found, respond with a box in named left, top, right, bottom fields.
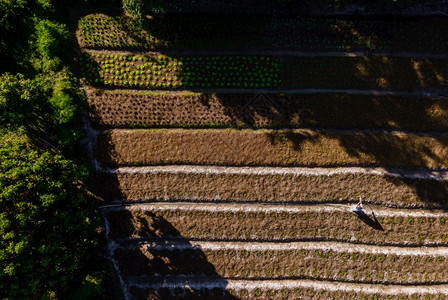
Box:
left=80, top=52, right=281, bottom=88
left=78, top=14, right=448, bottom=52
left=106, top=208, right=448, bottom=246
left=87, top=90, right=448, bottom=130
left=95, top=169, right=448, bottom=208
left=79, top=51, right=448, bottom=89
left=129, top=285, right=445, bottom=300
left=115, top=246, right=448, bottom=284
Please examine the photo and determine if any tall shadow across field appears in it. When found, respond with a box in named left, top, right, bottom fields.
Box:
left=83, top=14, right=448, bottom=211
left=106, top=209, right=237, bottom=300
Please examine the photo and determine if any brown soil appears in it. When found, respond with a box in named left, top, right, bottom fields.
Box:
left=114, top=246, right=448, bottom=284
left=282, top=57, right=448, bottom=90
left=94, top=170, right=448, bottom=207
left=86, top=89, right=448, bottom=131
left=105, top=209, right=448, bottom=246
left=97, top=129, right=448, bottom=168
left=129, top=286, right=443, bottom=300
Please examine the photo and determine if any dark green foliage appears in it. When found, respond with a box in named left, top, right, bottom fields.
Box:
left=0, top=71, right=82, bottom=148
left=34, top=19, right=71, bottom=72
left=49, top=70, right=83, bottom=147
left=1, top=1, right=103, bottom=299
left=122, top=0, right=144, bottom=22
left=0, top=131, right=99, bottom=299
left=0, top=73, right=49, bottom=131
left=0, top=0, right=33, bottom=72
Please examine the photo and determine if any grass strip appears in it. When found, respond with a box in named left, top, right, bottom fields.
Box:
left=97, top=129, right=448, bottom=168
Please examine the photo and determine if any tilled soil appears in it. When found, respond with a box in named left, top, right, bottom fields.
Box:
left=105, top=208, right=448, bottom=246
left=114, top=245, right=448, bottom=284
left=97, top=129, right=448, bottom=168
left=93, top=169, right=448, bottom=207
left=129, top=285, right=446, bottom=300
left=86, top=89, right=448, bottom=130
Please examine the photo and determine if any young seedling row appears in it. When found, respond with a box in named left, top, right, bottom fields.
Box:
left=94, top=166, right=448, bottom=207
left=104, top=203, right=448, bottom=246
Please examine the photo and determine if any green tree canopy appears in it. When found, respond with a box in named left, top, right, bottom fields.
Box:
left=0, top=131, right=99, bottom=299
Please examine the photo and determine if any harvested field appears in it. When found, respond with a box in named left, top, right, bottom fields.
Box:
left=79, top=51, right=448, bottom=90
left=94, top=167, right=448, bottom=207
left=104, top=204, right=448, bottom=246
left=77, top=14, right=448, bottom=52
left=97, top=129, right=448, bottom=168
left=114, top=241, right=448, bottom=284
left=86, top=89, right=448, bottom=130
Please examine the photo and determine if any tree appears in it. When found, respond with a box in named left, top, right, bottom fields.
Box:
left=0, top=131, right=99, bottom=299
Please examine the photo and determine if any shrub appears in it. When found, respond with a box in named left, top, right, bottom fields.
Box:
left=34, top=19, right=70, bottom=71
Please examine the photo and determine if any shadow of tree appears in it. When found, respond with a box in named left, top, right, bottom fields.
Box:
left=265, top=129, right=320, bottom=151
left=106, top=210, right=237, bottom=299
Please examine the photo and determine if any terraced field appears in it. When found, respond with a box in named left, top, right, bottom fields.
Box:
left=79, top=12, right=448, bottom=300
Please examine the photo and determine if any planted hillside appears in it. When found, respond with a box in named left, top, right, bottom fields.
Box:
left=77, top=1, right=448, bottom=299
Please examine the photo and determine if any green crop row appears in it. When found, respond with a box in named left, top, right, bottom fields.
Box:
left=79, top=52, right=281, bottom=89
left=79, top=51, right=448, bottom=90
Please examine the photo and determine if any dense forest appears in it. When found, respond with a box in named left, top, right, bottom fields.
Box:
left=0, top=0, right=104, bottom=299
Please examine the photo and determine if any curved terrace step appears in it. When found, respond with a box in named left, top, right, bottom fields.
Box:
left=113, top=240, right=448, bottom=284
left=126, top=278, right=448, bottom=300
left=94, top=164, right=448, bottom=207
left=80, top=50, right=448, bottom=91
left=103, top=203, right=448, bottom=246
left=86, top=88, right=448, bottom=131
left=77, top=14, right=448, bottom=53
left=96, top=128, right=448, bottom=168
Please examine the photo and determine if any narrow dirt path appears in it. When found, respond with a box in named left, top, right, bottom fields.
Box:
left=101, top=202, right=448, bottom=218
left=123, top=239, right=448, bottom=256
left=85, top=86, right=448, bottom=97
left=129, top=277, right=448, bottom=295
left=103, top=127, right=448, bottom=137
left=83, top=48, right=448, bottom=59
left=99, top=164, right=448, bottom=181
